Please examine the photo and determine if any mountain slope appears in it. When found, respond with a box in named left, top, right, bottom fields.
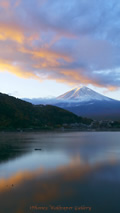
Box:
left=57, top=86, right=112, bottom=102
left=55, top=86, right=120, bottom=120
left=0, top=92, right=92, bottom=130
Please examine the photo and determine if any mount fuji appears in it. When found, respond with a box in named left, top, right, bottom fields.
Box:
left=57, top=86, right=111, bottom=102
left=55, top=86, right=120, bottom=120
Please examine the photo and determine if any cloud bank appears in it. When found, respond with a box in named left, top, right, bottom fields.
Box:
left=0, top=0, right=120, bottom=90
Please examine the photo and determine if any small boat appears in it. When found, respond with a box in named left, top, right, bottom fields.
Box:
left=34, top=148, right=42, bottom=151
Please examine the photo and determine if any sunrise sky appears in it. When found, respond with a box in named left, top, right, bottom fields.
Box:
left=0, top=0, right=120, bottom=100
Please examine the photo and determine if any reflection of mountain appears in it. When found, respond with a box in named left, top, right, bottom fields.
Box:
left=0, top=92, right=91, bottom=130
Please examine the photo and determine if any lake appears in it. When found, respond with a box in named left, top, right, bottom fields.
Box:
left=0, top=131, right=120, bottom=213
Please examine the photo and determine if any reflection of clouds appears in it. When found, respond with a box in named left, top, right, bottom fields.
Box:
left=0, top=155, right=119, bottom=213
left=0, top=168, right=44, bottom=192
left=0, top=155, right=83, bottom=193
left=0, top=155, right=118, bottom=193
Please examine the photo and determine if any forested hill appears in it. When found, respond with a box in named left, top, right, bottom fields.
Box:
left=0, top=92, right=92, bottom=130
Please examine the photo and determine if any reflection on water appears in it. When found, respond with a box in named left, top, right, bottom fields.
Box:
left=0, top=132, right=120, bottom=213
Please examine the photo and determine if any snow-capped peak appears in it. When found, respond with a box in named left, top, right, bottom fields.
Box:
left=57, top=86, right=111, bottom=102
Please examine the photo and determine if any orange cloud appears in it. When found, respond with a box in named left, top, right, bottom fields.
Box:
left=0, top=56, right=118, bottom=91
left=20, top=46, right=73, bottom=63
left=107, top=86, right=119, bottom=91
left=0, top=21, right=118, bottom=91
left=0, top=24, right=24, bottom=43
left=0, top=60, right=40, bottom=80
left=0, top=0, right=119, bottom=92
left=46, top=68, right=98, bottom=87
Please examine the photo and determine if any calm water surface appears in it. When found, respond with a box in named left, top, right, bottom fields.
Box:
left=0, top=131, right=120, bottom=213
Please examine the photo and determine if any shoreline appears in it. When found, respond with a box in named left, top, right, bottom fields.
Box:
left=0, top=127, right=120, bottom=133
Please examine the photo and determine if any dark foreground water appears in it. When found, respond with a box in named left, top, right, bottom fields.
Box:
left=0, top=131, right=120, bottom=213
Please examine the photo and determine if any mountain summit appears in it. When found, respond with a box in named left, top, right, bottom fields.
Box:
left=55, top=86, right=120, bottom=120
left=57, top=86, right=111, bottom=102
